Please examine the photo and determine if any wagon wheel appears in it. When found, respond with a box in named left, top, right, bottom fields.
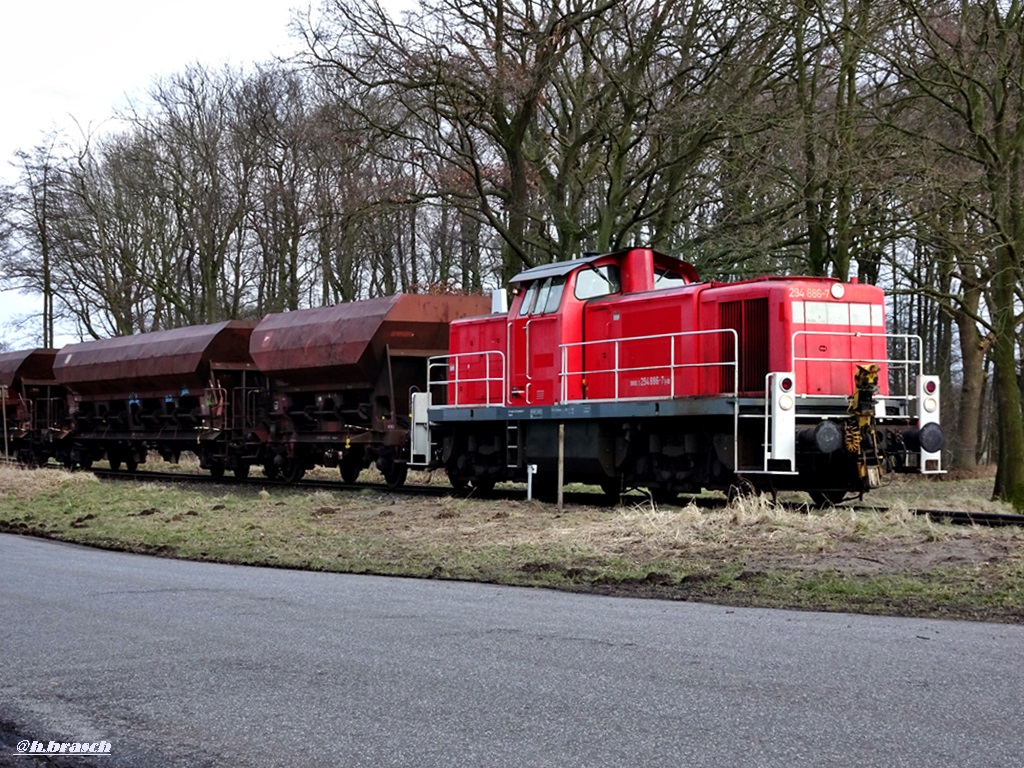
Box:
left=340, top=457, right=361, bottom=484
left=262, top=463, right=280, bottom=481
left=283, top=461, right=305, bottom=484
left=108, top=457, right=122, bottom=472
left=234, top=463, right=250, bottom=480
left=125, top=455, right=139, bottom=473
left=79, top=457, right=93, bottom=471
left=383, top=462, right=408, bottom=490
left=809, top=490, right=847, bottom=507
left=599, top=476, right=623, bottom=504
left=208, top=462, right=225, bottom=480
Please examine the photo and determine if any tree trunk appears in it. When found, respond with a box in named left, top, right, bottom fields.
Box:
left=951, top=284, right=984, bottom=472
left=989, top=254, right=1024, bottom=509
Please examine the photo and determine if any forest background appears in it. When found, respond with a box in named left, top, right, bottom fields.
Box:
left=0, top=0, right=1022, bottom=507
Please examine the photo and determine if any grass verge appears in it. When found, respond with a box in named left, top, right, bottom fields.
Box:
left=1, top=465, right=1022, bottom=623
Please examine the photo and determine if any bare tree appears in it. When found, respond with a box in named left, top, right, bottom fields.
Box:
left=2, top=137, right=65, bottom=346
left=127, top=65, right=259, bottom=324
left=300, top=0, right=623, bottom=281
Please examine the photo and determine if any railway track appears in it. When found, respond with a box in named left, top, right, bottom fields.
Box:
left=911, top=508, right=1024, bottom=527
left=7, top=458, right=1024, bottom=527
left=87, top=467, right=461, bottom=499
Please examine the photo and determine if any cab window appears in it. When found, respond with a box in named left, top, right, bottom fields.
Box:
left=574, top=265, right=621, bottom=300
left=518, top=282, right=538, bottom=316
left=542, top=276, right=565, bottom=312
left=518, top=276, right=566, bottom=315
left=654, top=268, right=687, bottom=289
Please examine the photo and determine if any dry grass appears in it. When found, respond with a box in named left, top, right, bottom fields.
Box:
left=0, top=463, right=100, bottom=499
left=864, top=470, right=1015, bottom=514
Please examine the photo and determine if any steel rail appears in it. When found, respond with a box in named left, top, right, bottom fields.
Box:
left=7, top=459, right=1024, bottom=525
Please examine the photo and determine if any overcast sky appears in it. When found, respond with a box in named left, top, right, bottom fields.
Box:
left=1, top=0, right=304, bottom=346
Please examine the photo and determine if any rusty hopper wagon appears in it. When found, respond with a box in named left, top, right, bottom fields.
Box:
left=53, top=321, right=257, bottom=473
left=248, top=293, right=491, bottom=485
left=0, top=348, right=63, bottom=465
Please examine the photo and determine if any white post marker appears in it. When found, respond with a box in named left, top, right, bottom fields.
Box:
left=526, top=463, right=537, bottom=500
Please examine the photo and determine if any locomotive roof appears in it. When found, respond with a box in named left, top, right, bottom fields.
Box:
left=510, top=254, right=605, bottom=284
left=0, top=348, right=58, bottom=387
left=510, top=249, right=699, bottom=284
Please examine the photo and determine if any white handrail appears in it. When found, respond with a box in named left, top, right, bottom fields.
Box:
left=558, top=328, right=739, bottom=404
left=427, top=350, right=508, bottom=408
left=559, top=328, right=740, bottom=472
left=790, top=330, right=924, bottom=405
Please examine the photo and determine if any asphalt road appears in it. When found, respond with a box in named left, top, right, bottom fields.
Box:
left=1, top=534, right=1022, bottom=768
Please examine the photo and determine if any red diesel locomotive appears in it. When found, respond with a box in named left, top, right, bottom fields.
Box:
left=411, top=248, right=943, bottom=503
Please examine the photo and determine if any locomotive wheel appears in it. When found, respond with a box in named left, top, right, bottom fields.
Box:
left=726, top=480, right=758, bottom=503
left=647, top=486, right=678, bottom=506
left=471, top=477, right=496, bottom=494
left=532, top=475, right=560, bottom=503
left=809, top=490, right=847, bottom=507
left=383, top=462, right=408, bottom=489
left=445, top=468, right=469, bottom=492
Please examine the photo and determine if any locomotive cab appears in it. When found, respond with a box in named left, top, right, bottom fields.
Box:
left=444, top=250, right=700, bottom=408
left=506, top=253, right=637, bottom=405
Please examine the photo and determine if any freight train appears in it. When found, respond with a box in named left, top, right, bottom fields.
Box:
left=0, top=248, right=944, bottom=505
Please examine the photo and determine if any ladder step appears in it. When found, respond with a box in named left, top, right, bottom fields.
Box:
left=506, top=423, right=519, bottom=467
